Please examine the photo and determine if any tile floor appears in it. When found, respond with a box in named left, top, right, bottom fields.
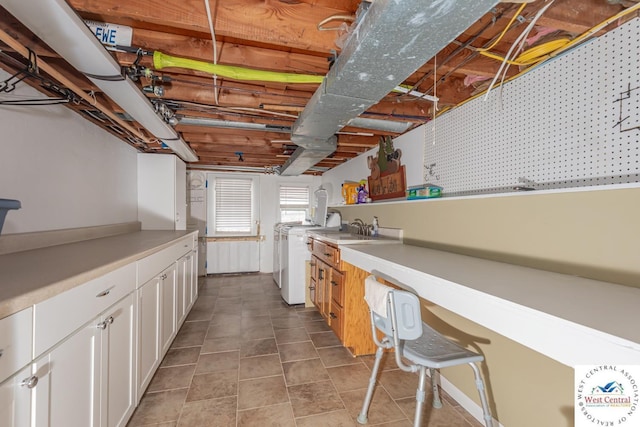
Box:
left=126, top=273, right=483, bottom=427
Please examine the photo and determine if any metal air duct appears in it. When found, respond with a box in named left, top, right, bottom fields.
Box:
left=279, top=0, right=499, bottom=175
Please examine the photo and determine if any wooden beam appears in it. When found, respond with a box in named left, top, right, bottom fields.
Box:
left=67, top=0, right=350, bottom=54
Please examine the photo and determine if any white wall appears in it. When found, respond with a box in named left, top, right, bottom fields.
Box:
left=0, top=70, right=138, bottom=234
left=322, top=125, right=425, bottom=205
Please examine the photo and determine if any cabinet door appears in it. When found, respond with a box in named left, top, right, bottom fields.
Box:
left=160, top=264, right=177, bottom=356
left=33, top=321, right=101, bottom=427
left=138, top=276, right=161, bottom=397
left=188, top=249, right=198, bottom=308
left=101, top=294, right=136, bottom=427
left=176, top=256, right=187, bottom=327
left=0, top=365, right=32, bottom=427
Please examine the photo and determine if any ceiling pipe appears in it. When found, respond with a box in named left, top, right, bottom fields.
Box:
left=0, top=28, right=148, bottom=148
left=0, top=0, right=198, bottom=162
left=280, top=0, right=499, bottom=175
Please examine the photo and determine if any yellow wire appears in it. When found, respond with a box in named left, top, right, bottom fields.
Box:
left=479, top=38, right=571, bottom=66
left=440, top=4, right=640, bottom=118
left=476, top=3, right=527, bottom=53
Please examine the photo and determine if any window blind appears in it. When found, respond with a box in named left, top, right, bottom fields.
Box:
left=279, top=185, right=309, bottom=222
left=214, top=177, right=253, bottom=233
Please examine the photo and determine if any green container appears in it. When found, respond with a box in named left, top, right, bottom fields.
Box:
left=406, top=185, right=442, bottom=200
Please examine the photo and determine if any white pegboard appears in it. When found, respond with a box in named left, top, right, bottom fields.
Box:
left=424, top=18, right=640, bottom=195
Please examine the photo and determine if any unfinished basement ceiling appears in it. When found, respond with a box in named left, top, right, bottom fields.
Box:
left=0, top=0, right=636, bottom=174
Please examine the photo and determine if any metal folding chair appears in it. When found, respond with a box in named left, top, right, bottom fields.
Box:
left=357, top=276, right=492, bottom=427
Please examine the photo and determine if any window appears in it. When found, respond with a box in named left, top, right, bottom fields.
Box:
left=279, top=185, right=309, bottom=223
left=207, top=174, right=258, bottom=236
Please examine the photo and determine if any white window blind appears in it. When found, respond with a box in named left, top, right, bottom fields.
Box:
left=214, top=177, right=254, bottom=234
left=279, top=185, right=309, bottom=223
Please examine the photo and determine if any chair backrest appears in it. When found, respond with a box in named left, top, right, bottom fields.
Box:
left=364, top=276, right=423, bottom=341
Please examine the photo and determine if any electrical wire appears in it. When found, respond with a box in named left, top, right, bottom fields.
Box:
left=441, top=1, right=640, bottom=116
left=483, top=0, right=555, bottom=101
left=203, top=0, right=219, bottom=105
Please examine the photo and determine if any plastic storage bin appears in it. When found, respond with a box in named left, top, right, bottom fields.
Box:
left=0, top=199, right=21, bottom=235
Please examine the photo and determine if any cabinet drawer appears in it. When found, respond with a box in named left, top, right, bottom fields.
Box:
left=0, top=307, right=33, bottom=383
left=137, top=236, right=192, bottom=286
left=328, top=302, right=343, bottom=340
left=330, top=270, right=344, bottom=306
left=33, top=263, right=136, bottom=358
left=313, top=241, right=339, bottom=268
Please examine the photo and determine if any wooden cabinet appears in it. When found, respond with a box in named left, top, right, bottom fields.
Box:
left=137, top=153, right=187, bottom=230
left=308, top=238, right=377, bottom=356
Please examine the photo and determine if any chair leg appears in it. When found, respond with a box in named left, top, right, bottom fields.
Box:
left=413, top=366, right=427, bottom=427
left=430, top=368, right=443, bottom=409
left=357, top=346, right=384, bottom=424
left=468, top=362, right=493, bottom=427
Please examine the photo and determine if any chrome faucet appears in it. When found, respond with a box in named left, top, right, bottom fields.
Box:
left=350, top=218, right=368, bottom=235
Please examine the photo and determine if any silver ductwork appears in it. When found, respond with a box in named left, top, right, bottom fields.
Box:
left=280, top=0, right=499, bottom=175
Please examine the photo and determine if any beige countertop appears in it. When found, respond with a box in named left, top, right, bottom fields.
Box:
left=340, top=243, right=640, bottom=366
left=0, top=230, right=196, bottom=318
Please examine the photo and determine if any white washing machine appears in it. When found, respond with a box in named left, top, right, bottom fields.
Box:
left=280, top=225, right=315, bottom=305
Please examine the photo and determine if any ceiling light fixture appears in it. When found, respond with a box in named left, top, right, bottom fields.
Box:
left=0, top=0, right=198, bottom=162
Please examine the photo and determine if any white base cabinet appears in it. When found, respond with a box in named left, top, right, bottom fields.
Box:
left=33, top=318, right=101, bottom=427
left=0, top=366, right=32, bottom=427
left=0, top=231, right=197, bottom=427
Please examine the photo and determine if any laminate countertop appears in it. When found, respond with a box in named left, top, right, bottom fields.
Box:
left=0, top=230, right=196, bottom=319
left=340, top=243, right=640, bottom=367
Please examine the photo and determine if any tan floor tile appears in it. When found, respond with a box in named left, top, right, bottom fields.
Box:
left=378, top=368, right=420, bottom=400
left=171, top=321, right=209, bottom=348
left=278, top=341, right=319, bottom=363
left=241, top=324, right=275, bottom=340
left=195, top=350, right=239, bottom=374
left=274, top=327, right=310, bottom=344
left=296, top=310, right=323, bottom=321
left=287, top=380, right=344, bottom=418
left=395, top=395, right=472, bottom=427
left=206, top=322, right=242, bottom=339
left=340, top=388, right=407, bottom=426
left=295, top=409, right=357, bottom=427
left=241, top=315, right=271, bottom=329
left=210, top=314, right=241, bottom=327
left=240, top=337, right=278, bottom=358
left=148, top=365, right=195, bottom=393
left=201, top=336, right=242, bottom=354
left=237, top=402, right=295, bottom=427
left=127, top=389, right=187, bottom=426
left=272, top=316, right=304, bottom=330
left=327, top=363, right=374, bottom=392
left=237, top=375, right=289, bottom=410
left=186, top=369, right=238, bottom=402
left=177, top=396, right=236, bottom=427
left=161, top=347, right=201, bottom=367
left=317, top=346, right=362, bottom=368
left=309, top=331, right=342, bottom=348
left=239, top=354, right=283, bottom=380
left=304, top=320, right=331, bottom=333
left=282, top=358, right=330, bottom=386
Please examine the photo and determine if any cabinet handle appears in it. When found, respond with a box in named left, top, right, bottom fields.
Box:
left=21, top=375, right=39, bottom=389
left=106, top=316, right=114, bottom=325
left=329, top=312, right=337, bottom=319
left=0, top=349, right=3, bottom=358
left=97, top=320, right=108, bottom=330
left=318, top=269, right=324, bottom=280
left=308, top=286, right=315, bottom=290
left=331, top=280, right=337, bottom=286
left=96, top=289, right=111, bottom=298
left=324, top=252, right=331, bottom=257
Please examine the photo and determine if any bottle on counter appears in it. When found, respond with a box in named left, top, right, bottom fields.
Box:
left=372, top=216, right=379, bottom=237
